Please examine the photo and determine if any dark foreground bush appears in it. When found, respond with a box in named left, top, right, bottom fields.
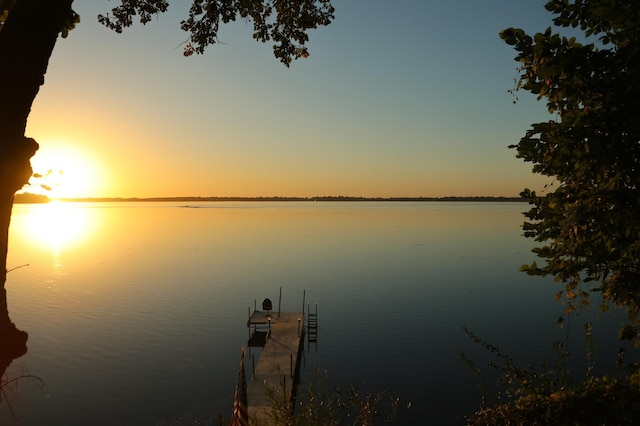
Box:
left=462, top=326, right=640, bottom=425
left=259, top=367, right=400, bottom=426
left=467, top=371, right=640, bottom=425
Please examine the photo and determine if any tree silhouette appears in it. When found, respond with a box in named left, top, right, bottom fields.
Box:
left=501, top=0, right=640, bottom=340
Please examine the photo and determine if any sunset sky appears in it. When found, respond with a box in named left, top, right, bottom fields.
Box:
left=24, top=0, right=555, bottom=199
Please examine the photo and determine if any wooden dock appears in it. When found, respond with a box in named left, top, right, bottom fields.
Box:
left=246, top=310, right=305, bottom=423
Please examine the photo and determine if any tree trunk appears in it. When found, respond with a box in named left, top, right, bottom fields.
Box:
left=0, top=0, right=73, bottom=289
left=0, top=0, right=73, bottom=372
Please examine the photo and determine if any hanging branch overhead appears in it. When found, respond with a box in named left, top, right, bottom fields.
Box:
left=98, top=0, right=335, bottom=66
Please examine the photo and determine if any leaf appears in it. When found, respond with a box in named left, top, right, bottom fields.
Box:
left=618, top=324, right=637, bottom=341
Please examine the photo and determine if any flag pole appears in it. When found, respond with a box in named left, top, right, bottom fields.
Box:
left=230, top=346, right=248, bottom=426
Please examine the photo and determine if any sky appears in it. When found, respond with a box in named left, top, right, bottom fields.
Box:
left=23, top=0, right=556, bottom=199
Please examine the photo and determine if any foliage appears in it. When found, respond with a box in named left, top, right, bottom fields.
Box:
left=97, top=0, right=335, bottom=66
left=247, top=367, right=400, bottom=426
left=499, top=1, right=640, bottom=341
left=461, top=326, right=640, bottom=425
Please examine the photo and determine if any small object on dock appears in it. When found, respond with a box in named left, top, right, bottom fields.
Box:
left=262, top=298, right=273, bottom=313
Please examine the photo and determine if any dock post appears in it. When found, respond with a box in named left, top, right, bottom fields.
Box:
left=302, top=290, right=306, bottom=318
left=278, top=287, right=282, bottom=318
left=297, top=318, right=300, bottom=337
left=252, top=354, right=255, bottom=378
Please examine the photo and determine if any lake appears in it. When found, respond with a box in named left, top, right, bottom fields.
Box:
left=2, top=201, right=637, bottom=425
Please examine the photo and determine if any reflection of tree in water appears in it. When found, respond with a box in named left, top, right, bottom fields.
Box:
left=1, top=287, right=44, bottom=420
left=0, top=288, right=27, bottom=369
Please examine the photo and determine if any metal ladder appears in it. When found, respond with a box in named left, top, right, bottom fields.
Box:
left=307, top=303, right=318, bottom=343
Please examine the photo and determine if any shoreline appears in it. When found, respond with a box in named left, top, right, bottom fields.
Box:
left=15, top=194, right=529, bottom=204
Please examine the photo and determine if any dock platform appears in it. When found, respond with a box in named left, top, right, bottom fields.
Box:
left=246, top=310, right=305, bottom=423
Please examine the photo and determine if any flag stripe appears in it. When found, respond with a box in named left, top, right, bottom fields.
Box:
left=230, top=348, right=248, bottom=426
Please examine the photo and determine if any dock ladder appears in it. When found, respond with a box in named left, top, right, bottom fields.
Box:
left=307, top=303, right=318, bottom=343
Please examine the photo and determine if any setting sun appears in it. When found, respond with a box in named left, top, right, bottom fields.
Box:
left=25, top=142, right=102, bottom=199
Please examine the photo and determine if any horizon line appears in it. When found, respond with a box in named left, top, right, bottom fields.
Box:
left=15, top=193, right=529, bottom=203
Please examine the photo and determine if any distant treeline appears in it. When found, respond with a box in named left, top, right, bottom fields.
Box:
left=13, top=193, right=50, bottom=203
left=15, top=194, right=529, bottom=203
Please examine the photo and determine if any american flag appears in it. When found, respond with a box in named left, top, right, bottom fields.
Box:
left=230, top=347, right=248, bottom=426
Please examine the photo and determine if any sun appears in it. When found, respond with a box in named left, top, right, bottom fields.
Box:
left=25, top=143, right=101, bottom=199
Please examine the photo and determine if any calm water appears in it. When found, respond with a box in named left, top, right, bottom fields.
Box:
left=2, top=201, right=636, bottom=425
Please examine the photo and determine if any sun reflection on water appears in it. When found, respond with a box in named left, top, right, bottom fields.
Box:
left=11, top=201, right=98, bottom=254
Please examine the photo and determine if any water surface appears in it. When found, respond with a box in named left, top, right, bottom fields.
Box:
left=3, top=201, right=635, bottom=425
